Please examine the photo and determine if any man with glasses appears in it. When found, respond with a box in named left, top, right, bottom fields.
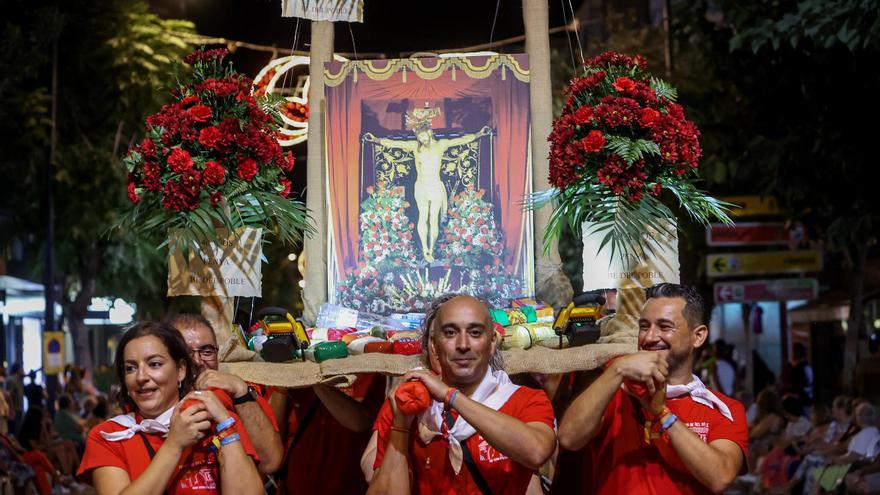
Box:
left=168, top=313, right=284, bottom=475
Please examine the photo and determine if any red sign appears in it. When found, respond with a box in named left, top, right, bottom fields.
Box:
left=714, top=278, right=818, bottom=303
left=706, top=222, right=802, bottom=246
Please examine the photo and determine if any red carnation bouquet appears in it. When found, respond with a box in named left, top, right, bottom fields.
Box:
left=117, top=48, right=312, bottom=248
left=530, top=52, right=731, bottom=260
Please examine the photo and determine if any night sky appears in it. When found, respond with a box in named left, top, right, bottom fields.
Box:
left=148, top=0, right=587, bottom=74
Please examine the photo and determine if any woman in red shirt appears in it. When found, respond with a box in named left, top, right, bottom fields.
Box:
left=78, top=322, right=262, bottom=495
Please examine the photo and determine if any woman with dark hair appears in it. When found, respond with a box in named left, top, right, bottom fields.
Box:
left=77, top=321, right=262, bottom=495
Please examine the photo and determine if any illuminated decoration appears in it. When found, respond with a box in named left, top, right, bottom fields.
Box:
left=252, top=54, right=348, bottom=146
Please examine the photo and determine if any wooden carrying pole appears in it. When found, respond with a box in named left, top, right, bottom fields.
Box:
left=302, top=21, right=334, bottom=324
left=523, top=0, right=574, bottom=307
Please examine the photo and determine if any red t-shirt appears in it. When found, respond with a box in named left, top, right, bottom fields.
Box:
left=373, top=386, right=555, bottom=495
left=21, top=450, right=55, bottom=495
left=247, top=381, right=280, bottom=432
left=584, top=388, right=748, bottom=495
left=77, top=411, right=258, bottom=494
left=282, top=374, right=385, bottom=495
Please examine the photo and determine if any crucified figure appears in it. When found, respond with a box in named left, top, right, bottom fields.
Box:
left=364, top=125, right=491, bottom=262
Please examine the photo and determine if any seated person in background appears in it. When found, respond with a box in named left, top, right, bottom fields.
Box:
left=799, top=402, right=833, bottom=453
left=78, top=321, right=263, bottom=495
left=83, top=396, right=109, bottom=435
left=364, top=294, right=556, bottom=495
left=765, top=404, right=832, bottom=494
left=782, top=394, right=812, bottom=441
left=811, top=402, right=880, bottom=494
left=749, top=387, right=787, bottom=469
left=168, top=313, right=284, bottom=475
left=827, top=402, right=880, bottom=467
left=54, top=393, right=86, bottom=448
left=17, top=407, right=72, bottom=495
left=0, top=431, right=39, bottom=495
left=759, top=394, right=811, bottom=491
left=788, top=396, right=856, bottom=495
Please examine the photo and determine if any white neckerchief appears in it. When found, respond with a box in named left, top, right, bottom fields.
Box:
left=416, top=369, right=520, bottom=474
left=666, top=374, right=734, bottom=422
left=100, top=406, right=175, bottom=442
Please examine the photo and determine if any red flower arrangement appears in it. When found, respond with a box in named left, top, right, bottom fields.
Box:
left=438, top=187, right=504, bottom=269
left=358, top=183, right=417, bottom=268
left=532, top=51, right=731, bottom=259
left=118, top=48, right=311, bottom=248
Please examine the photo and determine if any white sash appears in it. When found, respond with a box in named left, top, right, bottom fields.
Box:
left=666, top=374, right=734, bottom=422
left=416, top=369, right=520, bottom=474
left=100, top=406, right=174, bottom=442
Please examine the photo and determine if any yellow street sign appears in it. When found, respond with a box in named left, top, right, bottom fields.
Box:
left=43, top=331, right=65, bottom=375
left=707, top=250, right=822, bottom=278
left=720, top=195, right=783, bottom=218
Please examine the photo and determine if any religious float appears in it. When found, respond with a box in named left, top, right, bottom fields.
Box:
left=118, top=1, right=730, bottom=389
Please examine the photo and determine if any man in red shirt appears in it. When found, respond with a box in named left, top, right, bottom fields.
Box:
left=364, top=294, right=556, bottom=495
left=558, top=283, right=748, bottom=494
left=168, top=314, right=283, bottom=475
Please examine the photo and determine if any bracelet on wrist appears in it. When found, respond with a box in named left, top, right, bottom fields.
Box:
left=447, top=389, right=460, bottom=410
left=217, top=427, right=237, bottom=441
left=215, top=417, right=235, bottom=433
left=444, top=387, right=456, bottom=408
left=651, top=407, right=671, bottom=421
left=219, top=432, right=241, bottom=447
left=659, top=413, right=678, bottom=434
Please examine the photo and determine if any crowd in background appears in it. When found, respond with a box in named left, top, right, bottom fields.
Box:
left=696, top=337, right=880, bottom=494
left=1, top=363, right=105, bottom=494
left=3, top=329, right=880, bottom=494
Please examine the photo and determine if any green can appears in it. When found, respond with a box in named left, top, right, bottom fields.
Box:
left=305, top=340, right=349, bottom=363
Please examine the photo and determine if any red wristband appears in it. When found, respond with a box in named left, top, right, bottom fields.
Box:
left=651, top=406, right=672, bottom=421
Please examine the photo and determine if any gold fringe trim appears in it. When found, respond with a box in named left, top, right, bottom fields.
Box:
left=324, top=54, right=530, bottom=87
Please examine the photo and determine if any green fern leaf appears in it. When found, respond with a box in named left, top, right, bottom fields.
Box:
left=650, top=77, right=678, bottom=101
left=605, top=136, right=661, bottom=164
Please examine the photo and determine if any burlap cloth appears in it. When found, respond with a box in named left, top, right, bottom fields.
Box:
left=219, top=290, right=641, bottom=389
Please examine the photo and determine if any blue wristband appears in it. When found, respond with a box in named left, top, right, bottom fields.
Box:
left=220, top=432, right=241, bottom=447
left=448, top=389, right=460, bottom=410
left=659, top=413, right=678, bottom=434
left=215, top=417, right=235, bottom=433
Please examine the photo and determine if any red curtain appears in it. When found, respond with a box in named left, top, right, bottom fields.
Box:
left=324, top=58, right=531, bottom=279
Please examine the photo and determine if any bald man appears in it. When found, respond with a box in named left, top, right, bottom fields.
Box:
left=364, top=294, right=556, bottom=495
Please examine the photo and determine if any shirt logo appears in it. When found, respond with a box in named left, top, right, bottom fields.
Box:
left=685, top=421, right=710, bottom=442
left=478, top=439, right=509, bottom=464
left=177, top=466, right=217, bottom=491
